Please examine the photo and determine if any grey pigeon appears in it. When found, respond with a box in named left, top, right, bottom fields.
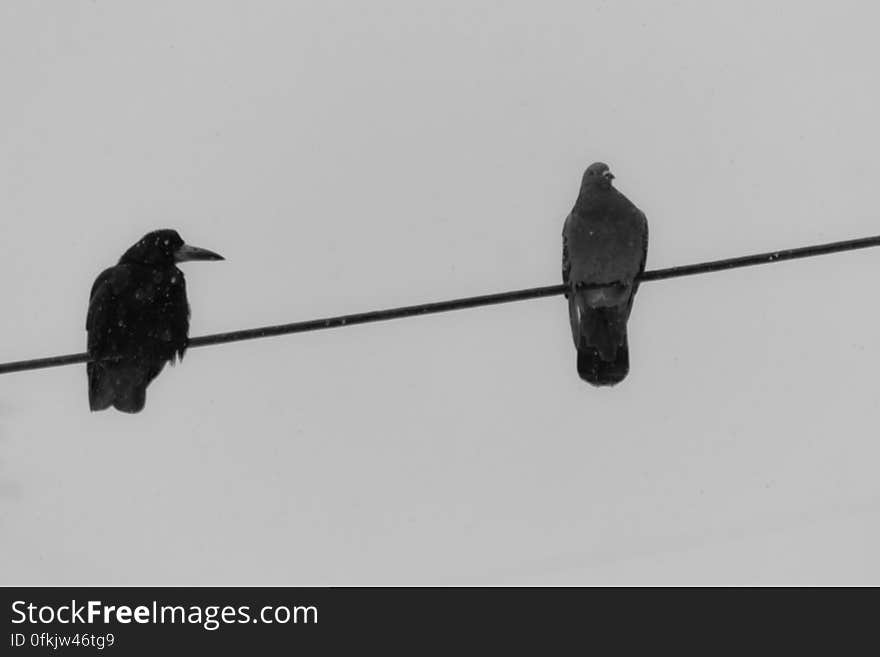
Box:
left=562, top=162, right=648, bottom=385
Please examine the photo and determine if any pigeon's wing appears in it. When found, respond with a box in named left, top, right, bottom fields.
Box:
left=562, top=233, right=570, bottom=286
left=562, top=212, right=573, bottom=294
left=631, top=206, right=649, bottom=289
left=637, top=208, right=648, bottom=276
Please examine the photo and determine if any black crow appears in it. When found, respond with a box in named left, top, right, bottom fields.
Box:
left=562, top=163, right=649, bottom=385
left=86, top=229, right=224, bottom=413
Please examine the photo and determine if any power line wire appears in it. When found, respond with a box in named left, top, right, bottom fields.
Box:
left=1, top=233, right=879, bottom=376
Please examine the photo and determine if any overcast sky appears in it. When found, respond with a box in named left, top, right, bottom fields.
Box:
left=2, top=1, right=879, bottom=585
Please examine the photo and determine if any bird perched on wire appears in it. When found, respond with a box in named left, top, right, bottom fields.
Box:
left=86, top=229, right=224, bottom=413
left=562, top=162, right=648, bottom=386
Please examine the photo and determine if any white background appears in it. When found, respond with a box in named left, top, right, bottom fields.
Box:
left=2, top=1, right=879, bottom=585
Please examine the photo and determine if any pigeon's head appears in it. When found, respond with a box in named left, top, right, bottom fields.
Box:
left=119, top=229, right=225, bottom=267
left=582, top=162, right=615, bottom=191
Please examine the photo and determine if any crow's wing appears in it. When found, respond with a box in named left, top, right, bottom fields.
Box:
left=86, top=265, right=131, bottom=359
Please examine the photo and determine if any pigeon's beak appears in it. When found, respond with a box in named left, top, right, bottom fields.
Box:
left=174, top=244, right=225, bottom=263
left=603, top=172, right=615, bottom=181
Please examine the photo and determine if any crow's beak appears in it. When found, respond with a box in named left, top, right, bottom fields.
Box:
left=174, top=244, right=225, bottom=262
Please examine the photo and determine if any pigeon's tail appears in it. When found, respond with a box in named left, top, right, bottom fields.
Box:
left=569, top=286, right=634, bottom=386
left=88, top=361, right=152, bottom=414
left=576, top=336, right=630, bottom=386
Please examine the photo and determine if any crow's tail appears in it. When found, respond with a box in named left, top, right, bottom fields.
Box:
left=88, top=362, right=149, bottom=413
